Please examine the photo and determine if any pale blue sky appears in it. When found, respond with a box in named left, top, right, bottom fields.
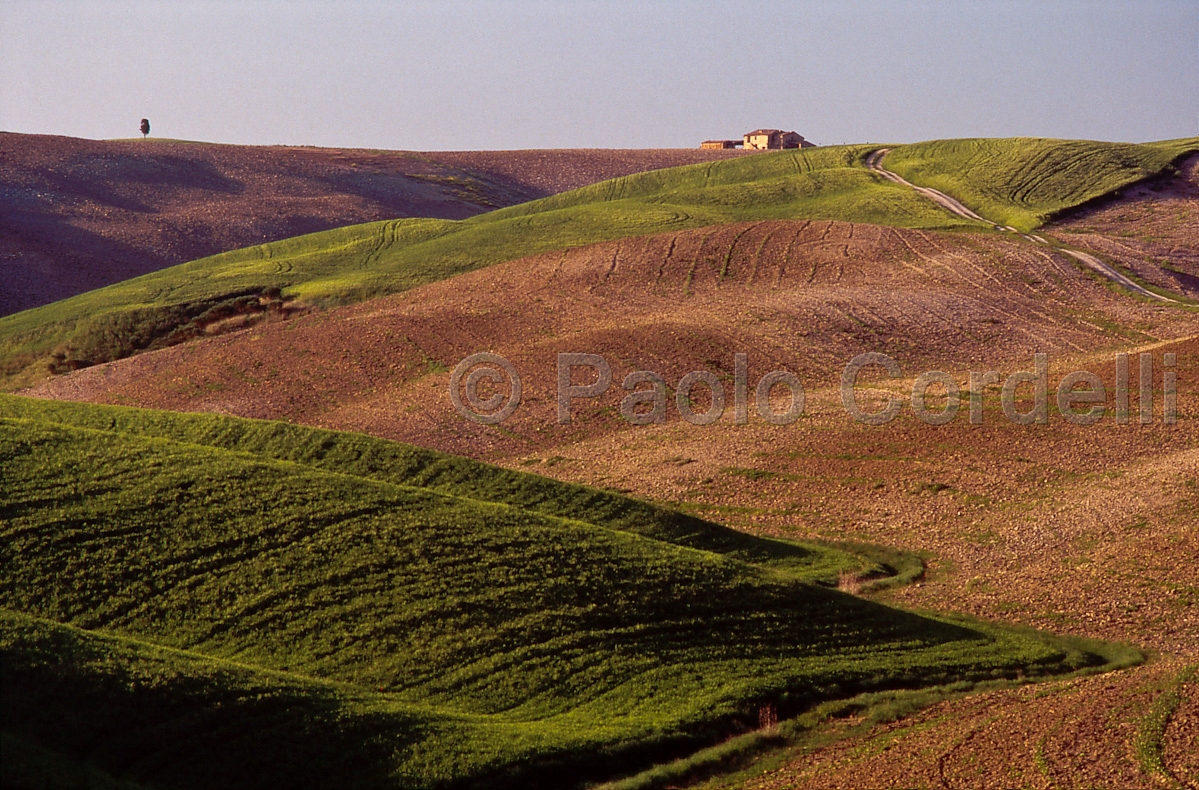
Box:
left=2, top=0, right=1196, bottom=149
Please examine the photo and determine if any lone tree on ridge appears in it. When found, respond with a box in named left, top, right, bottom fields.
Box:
left=140, top=118, right=150, bottom=139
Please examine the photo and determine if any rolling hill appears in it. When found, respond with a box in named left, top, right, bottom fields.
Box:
left=0, top=395, right=1124, bottom=789
left=16, top=141, right=1199, bottom=788
left=879, top=137, right=1199, bottom=232
left=4, top=136, right=1195, bottom=392
left=22, top=216, right=1198, bottom=462
left=0, top=143, right=964, bottom=389
left=6, top=136, right=1199, bottom=788
left=0, top=132, right=748, bottom=316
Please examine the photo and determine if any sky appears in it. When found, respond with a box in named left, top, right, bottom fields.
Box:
left=1, top=0, right=1196, bottom=150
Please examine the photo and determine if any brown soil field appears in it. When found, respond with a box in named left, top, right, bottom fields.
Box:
left=25, top=217, right=1198, bottom=450
left=735, top=658, right=1197, bottom=789
left=0, top=132, right=748, bottom=315
left=17, top=158, right=1199, bottom=787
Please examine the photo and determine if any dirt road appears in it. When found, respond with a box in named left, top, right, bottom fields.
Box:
left=866, top=148, right=996, bottom=225
left=866, top=148, right=1178, bottom=303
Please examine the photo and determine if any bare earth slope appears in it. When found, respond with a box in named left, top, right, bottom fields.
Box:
left=30, top=219, right=1199, bottom=447
left=0, top=132, right=748, bottom=315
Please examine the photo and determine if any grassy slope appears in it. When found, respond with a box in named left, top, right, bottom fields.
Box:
left=0, top=396, right=1122, bottom=789
left=881, top=137, right=1199, bottom=232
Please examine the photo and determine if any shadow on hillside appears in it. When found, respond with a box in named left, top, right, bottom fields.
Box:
left=1050, top=151, right=1199, bottom=224
left=2, top=616, right=423, bottom=790
left=0, top=214, right=164, bottom=316
left=47, top=154, right=244, bottom=213
left=0, top=206, right=395, bottom=318
left=313, top=167, right=541, bottom=219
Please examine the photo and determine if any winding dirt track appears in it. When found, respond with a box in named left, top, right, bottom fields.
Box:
left=866, top=149, right=994, bottom=225
left=866, top=148, right=1178, bottom=302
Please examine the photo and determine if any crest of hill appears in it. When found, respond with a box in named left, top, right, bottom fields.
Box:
left=881, top=136, right=1199, bottom=232
left=0, top=137, right=1192, bottom=391
left=0, top=395, right=1132, bottom=789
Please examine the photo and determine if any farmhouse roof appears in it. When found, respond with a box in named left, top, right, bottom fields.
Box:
left=745, top=129, right=784, bottom=136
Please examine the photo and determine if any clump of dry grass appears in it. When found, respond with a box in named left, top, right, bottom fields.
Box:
left=838, top=571, right=864, bottom=595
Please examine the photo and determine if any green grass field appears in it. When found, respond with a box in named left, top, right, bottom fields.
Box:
left=880, top=137, right=1199, bottom=232
left=0, top=396, right=1133, bottom=789
left=2, top=137, right=1193, bottom=390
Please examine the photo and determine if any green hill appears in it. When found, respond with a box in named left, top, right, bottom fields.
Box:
left=2, top=137, right=1194, bottom=390
left=879, top=137, right=1199, bottom=232
left=0, top=396, right=1132, bottom=789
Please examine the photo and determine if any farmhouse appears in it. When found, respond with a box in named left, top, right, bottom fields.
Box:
left=742, top=129, right=813, bottom=150
left=700, top=130, right=816, bottom=150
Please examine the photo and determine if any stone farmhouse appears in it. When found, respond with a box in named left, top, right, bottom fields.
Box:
left=744, top=129, right=813, bottom=150
left=701, top=129, right=815, bottom=150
